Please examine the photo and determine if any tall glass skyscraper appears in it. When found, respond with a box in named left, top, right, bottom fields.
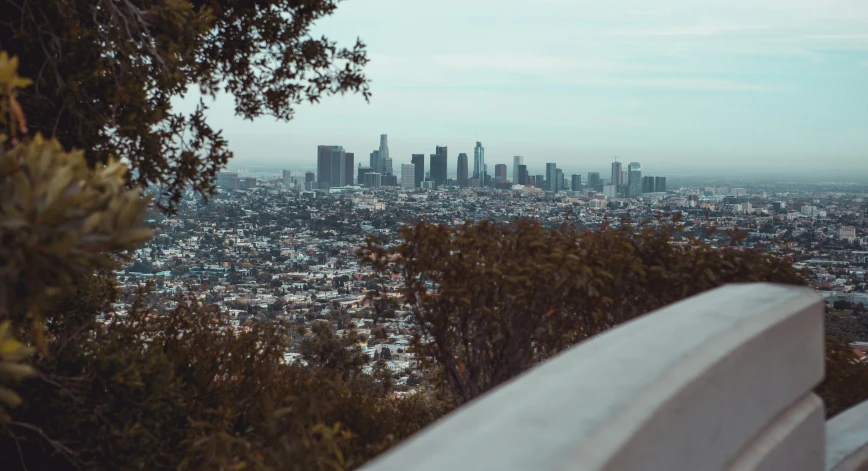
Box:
left=411, top=154, right=425, bottom=187
left=628, top=162, right=642, bottom=197
left=513, top=156, right=523, bottom=184
left=431, top=146, right=447, bottom=187
left=457, top=153, right=469, bottom=187
left=611, top=161, right=623, bottom=186
left=546, top=163, right=558, bottom=192
left=379, top=134, right=389, bottom=168
left=473, top=141, right=485, bottom=179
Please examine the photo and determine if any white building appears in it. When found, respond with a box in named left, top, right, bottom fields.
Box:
left=400, top=164, right=415, bottom=189
left=840, top=226, right=857, bottom=241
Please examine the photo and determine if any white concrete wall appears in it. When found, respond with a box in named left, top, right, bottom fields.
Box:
left=360, top=283, right=826, bottom=471
left=826, top=399, right=868, bottom=471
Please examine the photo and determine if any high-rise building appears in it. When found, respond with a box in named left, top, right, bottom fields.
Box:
left=379, top=134, right=389, bottom=169
left=282, top=170, right=292, bottom=185
left=655, top=176, right=667, bottom=193
left=556, top=168, right=564, bottom=191
left=317, top=145, right=334, bottom=186
left=383, top=158, right=393, bottom=176
left=382, top=174, right=398, bottom=186
left=401, top=164, right=415, bottom=189
left=518, top=165, right=528, bottom=185
left=473, top=141, right=485, bottom=179
left=571, top=174, right=582, bottom=192
left=305, top=171, right=315, bottom=183
left=587, top=172, right=602, bottom=191
left=513, top=156, right=524, bottom=183
left=536, top=174, right=545, bottom=187
left=358, top=165, right=373, bottom=186
left=611, top=161, right=623, bottom=186
left=495, top=164, right=507, bottom=182
left=411, top=154, right=425, bottom=187
left=345, top=152, right=354, bottom=186
left=369, top=150, right=381, bottom=173
left=364, top=172, right=381, bottom=188
left=628, top=162, right=641, bottom=197
left=546, top=163, right=558, bottom=192
left=457, top=153, right=469, bottom=187
left=217, top=171, right=240, bottom=189
left=329, top=146, right=347, bottom=187
left=642, top=176, right=655, bottom=194
left=431, top=146, right=447, bottom=187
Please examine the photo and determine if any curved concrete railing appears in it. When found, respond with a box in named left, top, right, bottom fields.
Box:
left=360, top=283, right=827, bottom=471
left=826, top=399, right=868, bottom=471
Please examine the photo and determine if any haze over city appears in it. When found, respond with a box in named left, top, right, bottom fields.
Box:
left=180, top=0, right=868, bottom=179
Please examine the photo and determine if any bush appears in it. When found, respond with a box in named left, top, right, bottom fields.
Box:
left=360, top=218, right=817, bottom=407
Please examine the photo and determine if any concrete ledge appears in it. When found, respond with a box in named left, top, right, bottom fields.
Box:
left=826, top=399, right=868, bottom=471
left=726, top=393, right=824, bottom=471
left=360, top=283, right=823, bottom=471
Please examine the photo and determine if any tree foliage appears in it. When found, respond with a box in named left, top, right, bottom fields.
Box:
left=0, top=0, right=369, bottom=212
left=360, top=218, right=806, bottom=406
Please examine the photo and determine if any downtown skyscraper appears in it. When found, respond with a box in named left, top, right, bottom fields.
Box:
left=430, top=145, right=447, bottom=187
left=513, top=156, right=523, bottom=184
left=411, top=154, right=425, bottom=187
left=473, top=141, right=485, bottom=180
left=627, top=162, right=642, bottom=198
left=611, top=160, right=623, bottom=187
left=546, top=163, right=558, bottom=192
left=379, top=134, right=389, bottom=171
left=457, top=153, right=469, bottom=187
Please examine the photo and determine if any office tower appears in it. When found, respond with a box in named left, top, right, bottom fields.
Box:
left=317, top=145, right=333, bottom=185
left=364, top=172, right=381, bottom=188
left=655, top=176, right=667, bottom=193
left=556, top=168, right=564, bottom=191
left=431, top=146, right=447, bottom=187
left=495, top=164, right=507, bottom=182
left=379, top=134, right=389, bottom=167
left=411, top=154, right=425, bottom=187
left=401, top=164, right=415, bottom=189
left=587, top=172, right=601, bottom=191
left=528, top=175, right=536, bottom=187
left=305, top=171, right=315, bottom=183
left=329, top=146, right=346, bottom=187
left=457, top=153, right=469, bottom=187
left=518, top=164, right=528, bottom=185
left=344, top=152, right=354, bottom=186
left=536, top=174, right=545, bottom=187
left=217, top=172, right=240, bottom=189
left=382, top=174, right=398, bottom=186
left=282, top=170, right=291, bottom=185
left=546, top=163, right=558, bottom=192
left=642, top=176, right=655, bottom=194
left=513, top=156, right=524, bottom=183
left=628, top=162, right=642, bottom=197
left=611, top=161, right=623, bottom=186
left=358, top=165, right=373, bottom=186
left=241, top=177, right=257, bottom=189
left=473, top=141, right=485, bottom=179
left=383, top=158, right=393, bottom=176
left=369, top=150, right=381, bottom=173
left=571, top=174, right=582, bottom=192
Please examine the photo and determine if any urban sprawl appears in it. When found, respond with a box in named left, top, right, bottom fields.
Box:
left=121, top=134, right=868, bottom=394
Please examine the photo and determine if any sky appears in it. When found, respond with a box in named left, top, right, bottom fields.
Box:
left=186, top=0, right=868, bottom=179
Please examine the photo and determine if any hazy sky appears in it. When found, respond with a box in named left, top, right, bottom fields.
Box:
left=186, top=0, right=868, bottom=177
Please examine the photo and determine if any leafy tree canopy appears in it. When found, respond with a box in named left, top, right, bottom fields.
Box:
left=0, top=0, right=370, bottom=213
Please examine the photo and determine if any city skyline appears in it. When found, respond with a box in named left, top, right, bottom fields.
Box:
left=183, top=0, right=867, bottom=178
